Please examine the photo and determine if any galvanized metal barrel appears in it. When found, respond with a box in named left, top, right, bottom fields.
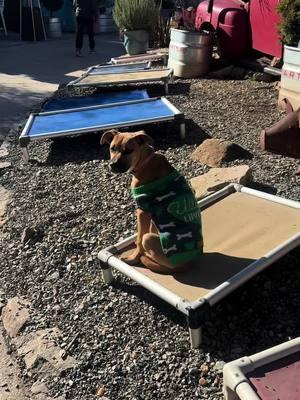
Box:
left=279, top=45, right=300, bottom=111
left=48, top=18, right=62, bottom=39
left=168, top=28, right=213, bottom=78
left=98, top=15, right=117, bottom=33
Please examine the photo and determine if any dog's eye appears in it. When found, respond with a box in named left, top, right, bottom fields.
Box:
left=111, top=146, right=117, bottom=152
left=122, top=148, right=133, bottom=155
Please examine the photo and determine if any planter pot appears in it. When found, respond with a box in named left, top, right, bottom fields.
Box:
left=260, top=106, right=300, bottom=159
left=123, top=30, right=149, bottom=55
left=279, top=45, right=300, bottom=111
left=168, top=28, right=213, bottom=78
left=47, top=17, right=62, bottom=39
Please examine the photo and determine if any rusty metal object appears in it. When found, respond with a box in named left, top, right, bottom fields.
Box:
left=260, top=100, right=300, bottom=159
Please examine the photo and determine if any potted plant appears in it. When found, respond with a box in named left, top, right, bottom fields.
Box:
left=277, top=0, right=300, bottom=47
left=168, top=5, right=214, bottom=78
left=41, top=0, right=63, bottom=38
left=277, top=0, right=300, bottom=111
left=113, top=0, right=160, bottom=55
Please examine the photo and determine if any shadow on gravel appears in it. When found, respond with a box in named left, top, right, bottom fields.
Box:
left=248, top=181, right=277, bottom=195
left=111, top=278, right=187, bottom=327
left=111, top=247, right=300, bottom=361
left=44, top=133, right=108, bottom=165
left=42, top=119, right=209, bottom=165
left=149, top=119, right=211, bottom=150
left=200, top=248, right=300, bottom=361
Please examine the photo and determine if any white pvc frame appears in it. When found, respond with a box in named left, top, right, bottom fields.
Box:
left=223, top=337, right=300, bottom=400
left=85, top=62, right=151, bottom=76
left=19, top=97, right=185, bottom=161
left=98, top=184, right=300, bottom=348
left=111, top=53, right=168, bottom=66
left=67, top=68, right=174, bottom=95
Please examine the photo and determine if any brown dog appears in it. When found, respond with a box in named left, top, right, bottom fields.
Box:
left=100, top=129, right=203, bottom=274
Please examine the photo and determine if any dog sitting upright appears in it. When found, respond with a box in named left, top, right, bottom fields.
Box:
left=100, top=129, right=203, bottom=274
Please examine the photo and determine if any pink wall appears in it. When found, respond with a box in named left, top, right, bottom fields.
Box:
left=249, top=0, right=282, bottom=58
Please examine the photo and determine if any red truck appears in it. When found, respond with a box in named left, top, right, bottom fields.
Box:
left=195, top=0, right=282, bottom=60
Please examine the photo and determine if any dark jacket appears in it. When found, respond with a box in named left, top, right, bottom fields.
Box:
left=73, top=0, right=98, bottom=18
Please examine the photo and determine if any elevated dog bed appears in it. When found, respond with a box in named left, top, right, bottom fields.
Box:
left=86, top=62, right=151, bottom=75
left=98, top=184, right=300, bottom=348
left=19, top=97, right=185, bottom=161
left=67, top=68, right=174, bottom=94
left=111, top=52, right=167, bottom=65
left=42, top=90, right=149, bottom=112
left=223, top=337, right=300, bottom=400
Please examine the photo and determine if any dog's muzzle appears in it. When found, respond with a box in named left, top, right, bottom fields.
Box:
left=110, top=158, right=128, bottom=173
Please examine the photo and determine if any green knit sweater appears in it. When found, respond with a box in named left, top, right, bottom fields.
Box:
left=132, top=169, right=203, bottom=267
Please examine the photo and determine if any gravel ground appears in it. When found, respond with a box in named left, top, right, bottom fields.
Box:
left=0, top=78, right=299, bottom=400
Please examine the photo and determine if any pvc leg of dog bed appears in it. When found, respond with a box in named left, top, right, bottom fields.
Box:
left=100, top=262, right=114, bottom=284
left=223, top=386, right=240, bottom=400
left=21, top=147, right=29, bottom=162
left=180, top=123, right=186, bottom=140
left=189, top=326, right=202, bottom=348
left=102, top=267, right=113, bottom=284
left=164, top=81, right=169, bottom=95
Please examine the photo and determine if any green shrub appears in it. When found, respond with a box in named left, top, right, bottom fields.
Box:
left=277, top=0, right=300, bottom=46
left=113, top=0, right=160, bottom=32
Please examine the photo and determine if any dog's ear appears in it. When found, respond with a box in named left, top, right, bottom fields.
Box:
left=132, top=130, right=154, bottom=146
left=100, top=129, right=119, bottom=145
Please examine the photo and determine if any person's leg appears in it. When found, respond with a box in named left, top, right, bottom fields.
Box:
left=75, top=16, right=84, bottom=56
left=87, top=16, right=95, bottom=51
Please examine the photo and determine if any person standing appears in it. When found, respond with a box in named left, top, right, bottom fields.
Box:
left=73, top=0, right=98, bottom=57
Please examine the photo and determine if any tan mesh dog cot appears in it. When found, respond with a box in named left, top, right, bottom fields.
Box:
left=98, top=184, right=300, bottom=348
left=67, top=68, right=174, bottom=94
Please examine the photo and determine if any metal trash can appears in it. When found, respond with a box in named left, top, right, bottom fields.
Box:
left=98, top=14, right=117, bottom=33
left=48, top=17, right=62, bottom=39
left=168, top=28, right=213, bottom=78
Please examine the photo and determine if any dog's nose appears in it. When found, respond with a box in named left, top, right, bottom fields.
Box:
left=110, top=159, right=127, bottom=173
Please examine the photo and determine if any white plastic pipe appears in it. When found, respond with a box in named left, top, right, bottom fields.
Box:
left=249, top=337, right=300, bottom=369
left=199, top=233, right=300, bottom=307
left=100, top=254, right=189, bottom=314
left=235, top=382, right=260, bottom=400
left=238, top=185, right=300, bottom=210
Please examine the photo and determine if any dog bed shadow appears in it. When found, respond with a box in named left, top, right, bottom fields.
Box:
left=43, top=118, right=210, bottom=165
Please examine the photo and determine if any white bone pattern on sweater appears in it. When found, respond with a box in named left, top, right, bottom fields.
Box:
left=155, top=191, right=176, bottom=202
left=158, top=222, right=176, bottom=230
left=176, top=232, right=192, bottom=240
left=163, top=244, right=177, bottom=255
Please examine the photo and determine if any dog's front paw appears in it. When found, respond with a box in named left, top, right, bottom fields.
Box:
left=121, top=249, right=142, bottom=265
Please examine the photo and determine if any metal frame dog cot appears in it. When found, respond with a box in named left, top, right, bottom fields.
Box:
left=111, top=53, right=168, bottom=65
left=223, top=337, right=300, bottom=400
left=67, top=68, right=174, bottom=94
left=19, top=97, right=185, bottom=161
left=84, top=62, right=151, bottom=75
left=98, top=184, right=300, bottom=348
